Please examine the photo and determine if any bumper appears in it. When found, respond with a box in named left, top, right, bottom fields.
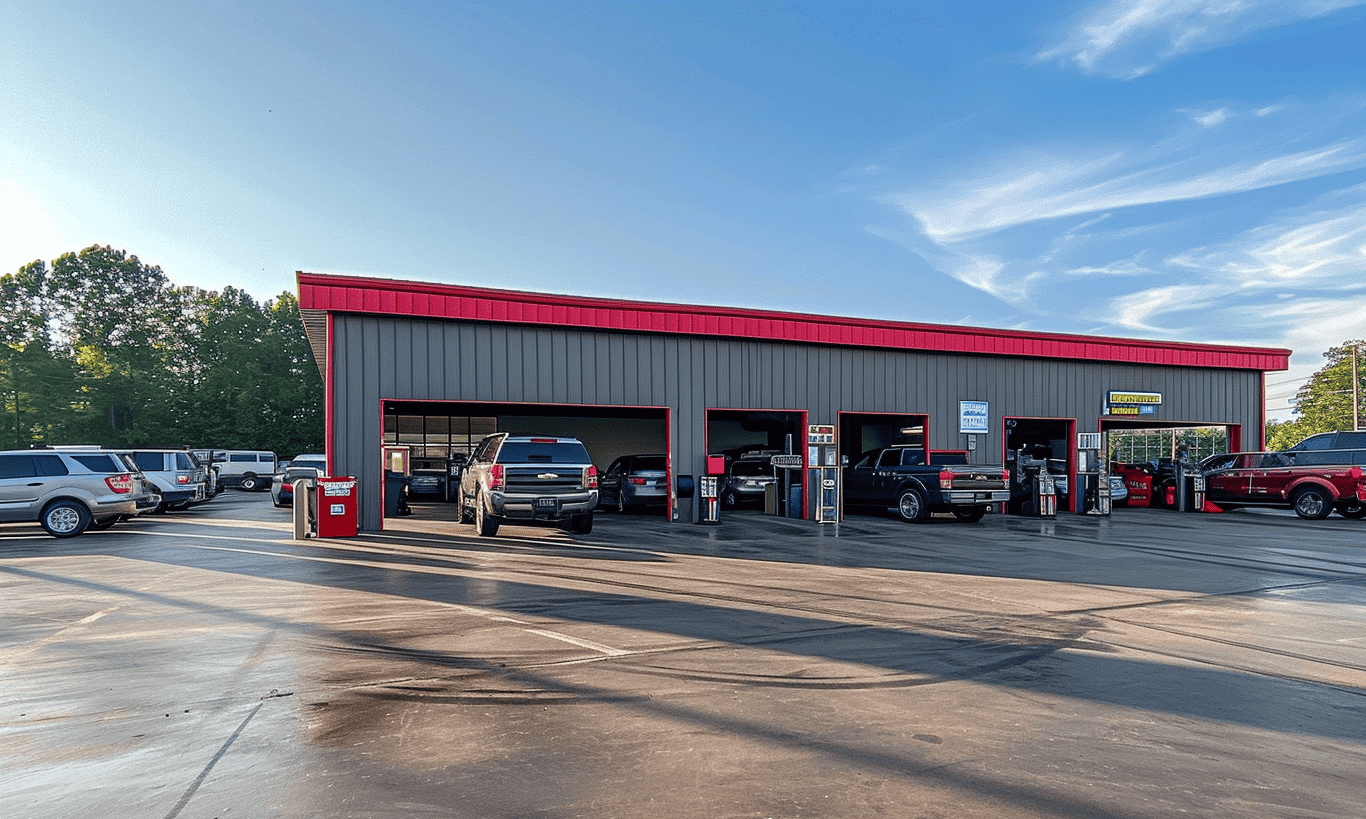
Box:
left=624, top=485, right=668, bottom=504
left=92, top=497, right=145, bottom=517
left=943, top=489, right=1010, bottom=504
left=490, top=491, right=598, bottom=521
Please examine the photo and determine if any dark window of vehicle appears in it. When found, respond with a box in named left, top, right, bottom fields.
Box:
left=1292, top=451, right=1340, bottom=466
left=1336, top=432, right=1366, bottom=448
left=899, top=449, right=926, bottom=466
left=0, top=455, right=35, bottom=478
left=1289, top=434, right=1335, bottom=451
left=33, top=454, right=69, bottom=477
left=72, top=454, right=123, bottom=473
left=132, top=452, right=165, bottom=472
left=175, top=453, right=195, bottom=470
left=496, top=441, right=591, bottom=464
left=730, top=461, right=772, bottom=478
left=876, top=451, right=900, bottom=469
left=853, top=452, right=875, bottom=469
left=230, top=454, right=254, bottom=462
left=630, top=456, right=666, bottom=472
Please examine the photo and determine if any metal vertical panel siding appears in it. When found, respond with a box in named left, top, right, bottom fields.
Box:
left=329, top=314, right=1266, bottom=529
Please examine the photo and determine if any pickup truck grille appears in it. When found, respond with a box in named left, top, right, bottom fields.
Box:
left=505, top=468, right=584, bottom=494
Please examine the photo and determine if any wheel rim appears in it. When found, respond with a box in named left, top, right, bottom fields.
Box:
left=898, top=492, right=922, bottom=519
left=1296, top=492, right=1326, bottom=517
left=242, top=478, right=256, bottom=490
left=47, top=506, right=81, bottom=533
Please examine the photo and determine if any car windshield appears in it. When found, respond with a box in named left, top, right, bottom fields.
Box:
left=497, top=442, right=590, bottom=464
left=731, top=461, right=772, bottom=477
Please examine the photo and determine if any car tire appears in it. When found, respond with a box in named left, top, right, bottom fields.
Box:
left=1292, top=486, right=1333, bottom=520
left=474, top=494, right=499, bottom=537
left=460, top=492, right=475, bottom=524
left=88, top=516, right=121, bottom=531
left=895, top=488, right=931, bottom=523
left=951, top=506, right=986, bottom=523
left=41, top=500, right=91, bottom=538
left=1336, top=501, right=1366, bottom=519
left=567, top=512, right=594, bottom=534
left=240, top=474, right=258, bottom=491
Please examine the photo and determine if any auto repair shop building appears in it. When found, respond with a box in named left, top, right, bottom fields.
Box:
left=296, top=272, right=1290, bottom=531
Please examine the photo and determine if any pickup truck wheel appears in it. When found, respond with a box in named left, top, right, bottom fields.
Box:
left=951, top=506, right=986, bottom=523
left=1292, top=486, right=1332, bottom=520
left=240, top=473, right=259, bottom=491
left=895, top=488, right=931, bottom=523
left=1336, top=501, right=1366, bottom=519
left=474, top=494, right=500, bottom=536
left=567, top=512, right=594, bottom=534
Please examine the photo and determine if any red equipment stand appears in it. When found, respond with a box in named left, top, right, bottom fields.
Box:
left=316, top=476, right=359, bottom=538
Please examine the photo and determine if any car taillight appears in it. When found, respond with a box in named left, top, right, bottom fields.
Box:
left=177, top=474, right=190, bottom=485
left=939, top=469, right=954, bottom=490
left=628, top=476, right=646, bottom=485
left=1002, top=469, right=1010, bottom=484
left=586, top=465, right=599, bottom=489
left=489, top=464, right=505, bottom=490
left=105, top=473, right=134, bottom=494
left=1352, top=466, right=1363, bottom=480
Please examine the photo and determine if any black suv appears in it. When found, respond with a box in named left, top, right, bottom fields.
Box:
left=1284, top=431, right=1366, bottom=465
left=457, top=434, right=598, bottom=536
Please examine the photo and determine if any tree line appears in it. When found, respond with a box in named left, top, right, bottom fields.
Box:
left=1, top=245, right=323, bottom=457
left=1266, top=339, right=1365, bottom=451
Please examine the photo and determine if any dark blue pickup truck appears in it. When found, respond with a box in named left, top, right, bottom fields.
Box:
left=844, top=446, right=1010, bottom=523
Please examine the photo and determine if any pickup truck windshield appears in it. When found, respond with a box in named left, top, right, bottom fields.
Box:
left=497, top=442, right=591, bottom=464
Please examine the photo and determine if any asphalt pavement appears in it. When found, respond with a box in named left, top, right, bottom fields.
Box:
left=2, top=493, right=1364, bottom=818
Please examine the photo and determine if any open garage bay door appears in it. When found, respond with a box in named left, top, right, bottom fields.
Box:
left=383, top=400, right=670, bottom=519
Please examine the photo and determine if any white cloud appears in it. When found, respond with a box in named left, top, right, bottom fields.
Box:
left=1194, top=107, right=1230, bottom=127
left=894, top=137, right=1366, bottom=243
left=1039, top=0, right=1366, bottom=79
left=1104, top=283, right=1216, bottom=331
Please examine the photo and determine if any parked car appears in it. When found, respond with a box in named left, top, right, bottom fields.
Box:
left=1282, top=431, right=1366, bottom=466
left=209, top=450, right=278, bottom=491
left=721, top=456, right=777, bottom=508
left=270, top=454, right=326, bottom=507
left=457, top=434, right=598, bottom=536
left=1050, top=469, right=1130, bottom=505
left=408, top=456, right=450, bottom=499
left=271, top=463, right=326, bottom=508
left=1202, top=451, right=1366, bottom=519
left=0, top=450, right=154, bottom=537
left=112, top=449, right=213, bottom=513
left=598, top=454, right=668, bottom=512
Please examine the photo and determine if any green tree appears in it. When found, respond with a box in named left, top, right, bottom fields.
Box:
left=0, top=261, right=80, bottom=448
left=1267, top=339, right=1365, bottom=450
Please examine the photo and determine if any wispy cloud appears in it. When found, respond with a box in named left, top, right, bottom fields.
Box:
left=1039, top=0, right=1366, bottom=79
left=893, top=136, right=1366, bottom=243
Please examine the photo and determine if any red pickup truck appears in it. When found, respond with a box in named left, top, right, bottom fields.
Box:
left=1201, top=451, right=1366, bottom=520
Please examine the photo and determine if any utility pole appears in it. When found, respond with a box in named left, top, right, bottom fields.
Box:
left=1354, top=343, right=1360, bottom=431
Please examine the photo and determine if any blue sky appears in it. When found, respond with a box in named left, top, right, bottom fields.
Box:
left=3, top=1, right=1365, bottom=420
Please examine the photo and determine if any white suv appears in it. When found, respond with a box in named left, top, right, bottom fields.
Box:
left=113, top=449, right=212, bottom=512
left=0, top=450, right=153, bottom=537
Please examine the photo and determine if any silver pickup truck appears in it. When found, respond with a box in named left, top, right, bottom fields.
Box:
left=457, top=434, right=599, bottom=536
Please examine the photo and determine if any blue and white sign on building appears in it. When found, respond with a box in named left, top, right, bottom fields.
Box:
left=959, top=400, right=989, bottom=434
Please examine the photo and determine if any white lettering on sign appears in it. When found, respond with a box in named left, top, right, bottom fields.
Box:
left=770, top=454, right=805, bottom=469
left=322, top=481, right=356, bottom=496
left=959, top=400, right=989, bottom=434
left=329, top=504, right=344, bottom=515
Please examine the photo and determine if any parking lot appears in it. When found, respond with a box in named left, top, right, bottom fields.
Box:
left=3, top=494, right=1365, bottom=819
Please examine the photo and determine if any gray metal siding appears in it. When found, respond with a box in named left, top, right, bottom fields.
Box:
left=330, top=315, right=1265, bottom=530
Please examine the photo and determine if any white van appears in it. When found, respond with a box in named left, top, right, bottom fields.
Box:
left=211, top=450, right=279, bottom=491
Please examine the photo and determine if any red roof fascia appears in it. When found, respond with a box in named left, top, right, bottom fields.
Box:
left=296, top=272, right=1290, bottom=372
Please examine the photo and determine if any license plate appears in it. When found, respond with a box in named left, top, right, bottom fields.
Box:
left=535, top=497, right=557, bottom=509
